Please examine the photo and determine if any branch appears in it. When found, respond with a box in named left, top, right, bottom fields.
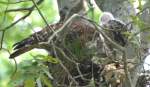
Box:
left=0, top=11, right=32, bottom=31
left=1, top=0, right=33, bottom=30
left=136, top=6, right=150, bottom=16
left=123, top=52, right=133, bottom=87
left=0, top=31, right=5, bottom=49
left=31, top=0, right=55, bottom=34
left=0, top=1, right=9, bottom=49
left=55, top=46, right=77, bottom=64
left=51, top=42, right=79, bottom=85
left=0, top=0, right=44, bottom=31
left=47, top=14, right=80, bottom=43
left=6, top=7, right=33, bottom=12
left=0, top=0, right=31, bottom=4
left=81, top=16, right=125, bottom=51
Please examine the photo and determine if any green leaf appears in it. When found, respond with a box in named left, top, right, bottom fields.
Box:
left=130, top=15, right=145, bottom=29
left=41, top=75, right=53, bottom=87
left=43, top=69, right=53, bottom=80
left=24, top=78, right=35, bottom=87
left=88, top=78, right=95, bottom=87
left=34, top=54, right=59, bottom=64
left=137, top=0, right=142, bottom=11
left=86, top=0, right=102, bottom=24
left=45, top=55, right=59, bottom=64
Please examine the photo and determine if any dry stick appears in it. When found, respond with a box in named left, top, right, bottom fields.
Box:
left=80, top=16, right=125, bottom=51
left=0, top=31, right=5, bottom=49
left=123, top=52, right=133, bottom=87
left=0, top=0, right=43, bottom=31
left=56, top=51, right=94, bottom=83
left=96, top=21, right=131, bottom=86
left=49, top=14, right=126, bottom=84
left=10, top=59, right=17, bottom=79
left=0, top=0, right=8, bottom=27
left=63, top=0, right=82, bottom=22
left=0, top=0, right=43, bottom=81
left=1, top=11, right=32, bottom=31
left=76, top=63, right=89, bottom=81
left=134, top=26, right=150, bottom=36
left=31, top=0, right=55, bottom=33
left=0, top=0, right=8, bottom=49
left=51, top=42, right=79, bottom=86
left=55, top=46, right=77, bottom=64
left=0, top=2, right=19, bottom=81
left=63, top=43, right=78, bottom=61
left=31, top=0, right=57, bottom=53
left=36, top=77, right=42, bottom=87
left=0, top=0, right=31, bottom=4
left=80, top=17, right=133, bottom=86
left=96, top=24, right=125, bottom=51
left=6, top=7, right=33, bottom=12
left=37, top=14, right=85, bottom=47
left=47, top=14, right=80, bottom=43
left=97, top=21, right=132, bottom=86
left=136, top=6, right=150, bottom=16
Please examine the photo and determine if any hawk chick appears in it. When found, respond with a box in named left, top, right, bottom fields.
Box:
left=100, top=12, right=127, bottom=46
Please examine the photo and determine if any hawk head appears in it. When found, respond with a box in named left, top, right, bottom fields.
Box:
left=99, top=12, right=127, bottom=46
left=100, top=12, right=115, bottom=26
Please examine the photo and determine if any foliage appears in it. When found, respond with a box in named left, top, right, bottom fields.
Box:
left=86, top=0, right=102, bottom=24
left=0, top=0, right=149, bottom=87
left=0, top=0, right=59, bottom=86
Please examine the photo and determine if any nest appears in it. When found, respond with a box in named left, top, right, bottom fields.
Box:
left=45, top=16, right=128, bottom=87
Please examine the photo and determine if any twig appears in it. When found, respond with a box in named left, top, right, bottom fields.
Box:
left=76, top=63, right=86, bottom=80
left=55, top=46, right=77, bottom=64
left=136, top=6, right=150, bottom=16
left=47, top=14, right=80, bottom=43
left=0, top=0, right=43, bottom=31
left=10, top=59, right=18, bottom=80
left=51, top=42, right=79, bottom=86
left=134, top=26, right=150, bottom=36
left=0, top=31, right=5, bottom=49
left=31, top=0, right=55, bottom=34
left=123, top=51, right=133, bottom=87
left=6, top=7, right=33, bottom=12
left=0, top=0, right=31, bottom=4
left=63, top=0, right=82, bottom=22
left=0, top=0, right=9, bottom=49
left=36, top=77, right=42, bottom=87
left=81, top=17, right=125, bottom=51
left=0, top=11, right=32, bottom=31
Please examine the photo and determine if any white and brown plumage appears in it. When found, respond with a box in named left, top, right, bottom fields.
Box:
left=9, top=19, right=96, bottom=58
left=100, top=12, right=128, bottom=46
left=9, top=12, right=127, bottom=58
left=9, top=23, right=62, bottom=58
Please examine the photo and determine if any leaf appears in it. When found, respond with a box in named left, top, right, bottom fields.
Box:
left=45, top=55, right=59, bottom=64
left=130, top=15, right=145, bottom=29
left=42, top=68, right=53, bottom=80
left=24, top=78, right=35, bottom=87
left=32, top=54, right=59, bottom=64
left=10, top=70, right=23, bottom=83
left=137, top=0, right=142, bottom=11
left=86, top=0, right=102, bottom=24
left=41, top=75, right=53, bottom=87
left=88, top=78, right=96, bottom=87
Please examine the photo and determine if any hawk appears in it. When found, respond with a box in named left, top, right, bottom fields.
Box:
left=100, top=12, right=128, bottom=46
left=9, top=19, right=96, bottom=58
left=9, top=23, right=62, bottom=58
left=9, top=12, right=127, bottom=58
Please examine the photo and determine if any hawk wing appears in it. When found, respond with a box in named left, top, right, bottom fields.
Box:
left=107, top=19, right=128, bottom=46
left=9, top=23, right=62, bottom=58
